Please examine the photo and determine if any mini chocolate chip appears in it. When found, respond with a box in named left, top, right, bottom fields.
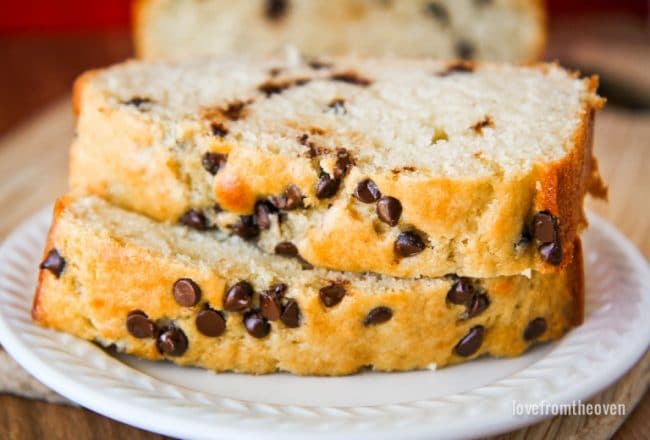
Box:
left=173, top=278, right=201, bottom=307
left=455, top=40, right=475, bottom=60
left=210, top=123, right=229, bottom=138
left=258, top=80, right=291, bottom=97
left=180, top=209, right=208, bottom=230
left=376, top=196, right=402, bottom=226
left=243, top=311, right=271, bottom=338
left=157, top=327, right=188, bottom=356
left=284, top=184, right=302, bottom=209
left=271, top=184, right=304, bottom=210
left=319, top=283, right=346, bottom=307
left=437, top=61, right=475, bottom=76
left=447, top=277, right=490, bottom=319
left=539, top=242, right=563, bottom=265
left=532, top=211, right=558, bottom=245
left=464, top=293, right=490, bottom=319
left=330, top=71, right=372, bottom=87
left=232, top=215, right=260, bottom=239
left=260, top=291, right=282, bottom=321
left=294, top=78, right=311, bottom=87
left=126, top=311, right=157, bottom=339
left=394, top=231, right=426, bottom=257
left=254, top=206, right=272, bottom=230
left=258, top=78, right=309, bottom=97
left=308, top=59, right=332, bottom=70
left=40, top=248, right=66, bottom=278
left=273, top=283, right=288, bottom=296
left=363, top=306, right=393, bottom=326
left=223, top=281, right=254, bottom=311
left=298, top=133, right=309, bottom=145
left=531, top=212, right=562, bottom=265
left=254, top=200, right=277, bottom=230
left=123, top=97, right=152, bottom=107
left=524, top=317, right=547, bottom=341
left=327, top=98, right=346, bottom=114
left=315, top=172, right=340, bottom=199
left=202, top=152, right=227, bottom=175
left=354, top=179, right=382, bottom=203
left=333, top=149, right=354, bottom=179
left=280, top=299, right=301, bottom=327
left=471, top=116, right=494, bottom=134
left=275, top=241, right=299, bottom=256
left=426, top=2, right=449, bottom=25
left=447, top=278, right=475, bottom=305
left=195, top=308, right=226, bottom=337
left=454, top=325, right=485, bottom=357
left=265, top=0, right=288, bottom=20
left=220, top=101, right=248, bottom=121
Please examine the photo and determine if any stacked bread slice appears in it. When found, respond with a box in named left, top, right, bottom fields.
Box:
left=33, top=56, right=605, bottom=375
left=134, top=0, right=546, bottom=63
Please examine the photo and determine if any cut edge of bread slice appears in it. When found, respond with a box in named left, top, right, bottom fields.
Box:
left=68, top=56, right=604, bottom=278
left=33, top=195, right=583, bottom=375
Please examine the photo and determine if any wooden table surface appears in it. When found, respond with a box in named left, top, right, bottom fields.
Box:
left=0, top=20, right=649, bottom=439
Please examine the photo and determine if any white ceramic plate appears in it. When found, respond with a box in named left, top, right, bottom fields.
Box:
left=0, top=207, right=648, bottom=440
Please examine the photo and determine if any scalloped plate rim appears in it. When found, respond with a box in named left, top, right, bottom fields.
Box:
left=0, top=206, right=648, bottom=440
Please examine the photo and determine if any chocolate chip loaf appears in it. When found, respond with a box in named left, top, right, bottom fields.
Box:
left=134, top=0, right=546, bottom=62
left=69, top=56, right=605, bottom=279
left=33, top=196, right=582, bottom=375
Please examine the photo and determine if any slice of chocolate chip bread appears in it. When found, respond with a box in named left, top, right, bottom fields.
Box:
left=69, top=56, right=606, bottom=278
left=33, top=196, right=583, bottom=376
left=134, top=0, right=546, bottom=62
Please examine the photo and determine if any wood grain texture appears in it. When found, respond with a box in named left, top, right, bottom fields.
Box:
left=0, top=394, right=165, bottom=440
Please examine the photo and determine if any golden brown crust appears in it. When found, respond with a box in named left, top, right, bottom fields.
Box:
left=69, top=80, right=187, bottom=221
left=32, top=197, right=583, bottom=375
left=32, top=196, right=99, bottom=341
left=72, top=71, right=97, bottom=118
left=534, top=75, right=606, bottom=271
left=31, top=198, right=67, bottom=322
left=583, top=79, right=608, bottom=199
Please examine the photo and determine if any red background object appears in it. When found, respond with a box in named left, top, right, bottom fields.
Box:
left=0, top=0, right=132, bottom=33
left=0, top=0, right=647, bottom=34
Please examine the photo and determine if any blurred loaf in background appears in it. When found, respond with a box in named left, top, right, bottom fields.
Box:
left=134, top=0, right=546, bottom=62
